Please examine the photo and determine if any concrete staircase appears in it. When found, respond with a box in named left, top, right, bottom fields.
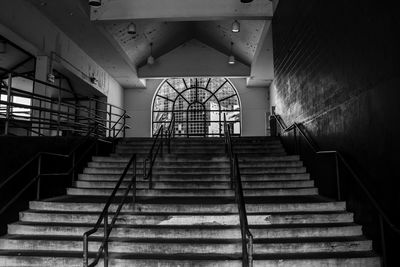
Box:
left=0, top=137, right=381, bottom=266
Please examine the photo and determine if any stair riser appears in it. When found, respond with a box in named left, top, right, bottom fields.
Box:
left=78, top=173, right=311, bottom=181
left=29, top=201, right=347, bottom=213
left=92, top=155, right=300, bottom=163
left=114, top=148, right=284, bottom=153
left=0, top=239, right=372, bottom=254
left=19, top=213, right=349, bottom=226
left=66, top=188, right=318, bottom=197
left=0, top=256, right=382, bottom=267
left=82, top=167, right=307, bottom=175
left=0, top=257, right=382, bottom=267
left=74, top=180, right=315, bottom=189
left=88, top=161, right=303, bottom=168
left=9, top=225, right=361, bottom=239
left=111, top=152, right=287, bottom=157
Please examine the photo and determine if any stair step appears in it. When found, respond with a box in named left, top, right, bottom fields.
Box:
left=78, top=173, right=311, bottom=181
left=82, top=166, right=307, bottom=175
left=29, top=201, right=347, bottom=213
left=0, top=236, right=372, bottom=254
left=0, top=252, right=381, bottom=267
left=111, top=152, right=288, bottom=157
left=74, top=180, right=315, bottom=189
left=9, top=223, right=361, bottom=239
left=88, top=161, right=303, bottom=168
left=19, top=212, right=350, bottom=225
left=92, top=155, right=300, bottom=163
left=66, top=188, right=319, bottom=197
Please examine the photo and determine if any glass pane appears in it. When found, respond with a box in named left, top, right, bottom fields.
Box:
left=167, top=78, right=186, bottom=92
left=173, top=110, right=186, bottom=123
left=207, top=96, right=220, bottom=111
left=182, top=89, right=196, bottom=103
left=197, top=77, right=210, bottom=89
left=183, top=78, right=197, bottom=89
left=207, top=122, right=222, bottom=136
left=221, top=111, right=240, bottom=122
left=173, top=96, right=189, bottom=111
left=208, top=77, right=227, bottom=93
left=197, top=89, right=212, bottom=103
left=154, top=96, right=173, bottom=111
left=153, top=111, right=172, bottom=122
left=220, top=97, right=240, bottom=111
left=158, top=82, right=178, bottom=100
left=214, top=82, right=236, bottom=100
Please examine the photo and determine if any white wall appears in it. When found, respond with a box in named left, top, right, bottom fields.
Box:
left=124, top=78, right=269, bottom=137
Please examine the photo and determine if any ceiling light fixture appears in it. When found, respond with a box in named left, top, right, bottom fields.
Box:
left=88, top=0, right=101, bottom=7
left=232, top=20, right=240, bottom=33
left=240, top=0, right=253, bottom=3
left=228, top=42, right=235, bottom=65
left=147, top=43, right=154, bottom=65
left=127, top=23, right=136, bottom=35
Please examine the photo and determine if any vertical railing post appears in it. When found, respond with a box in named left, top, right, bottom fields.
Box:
left=108, top=106, right=112, bottom=138
left=36, top=154, right=42, bottom=200
left=334, top=153, right=341, bottom=201
left=71, top=151, right=76, bottom=184
left=132, top=156, right=136, bottom=205
left=57, top=80, right=61, bottom=136
left=123, top=114, right=126, bottom=138
left=104, top=211, right=109, bottom=267
left=4, top=73, right=12, bottom=135
left=293, top=126, right=298, bottom=154
left=38, top=99, right=42, bottom=135
left=379, top=215, right=387, bottom=267
left=248, top=234, right=253, bottom=267
left=83, top=234, right=89, bottom=267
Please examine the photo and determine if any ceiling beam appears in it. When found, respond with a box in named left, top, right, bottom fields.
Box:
left=91, top=0, right=273, bottom=22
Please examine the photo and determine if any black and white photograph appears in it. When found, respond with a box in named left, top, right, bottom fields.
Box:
left=0, top=0, right=399, bottom=266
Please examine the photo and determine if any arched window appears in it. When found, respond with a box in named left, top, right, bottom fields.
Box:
left=152, top=78, right=241, bottom=137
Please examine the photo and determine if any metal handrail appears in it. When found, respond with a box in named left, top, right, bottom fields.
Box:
left=166, top=114, right=175, bottom=153
left=82, top=154, right=137, bottom=267
left=143, top=125, right=164, bottom=189
left=143, top=116, right=176, bottom=189
left=0, top=71, right=130, bottom=138
left=271, top=113, right=400, bottom=267
left=0, top=126, right=102, bottom=216
left=224, top=114, right=253, bottom=267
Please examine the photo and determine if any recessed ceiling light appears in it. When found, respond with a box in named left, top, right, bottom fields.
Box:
left=232, top=20, right=240, bottom=33
left=147, top=43, right=154, bottom=65
left=228, top=42, right=235, bottom=65
left=127, top=23, right=136, bottom=35
left=228, top=55, right=235, bottom=65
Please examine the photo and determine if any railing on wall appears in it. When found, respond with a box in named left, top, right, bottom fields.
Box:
left=0, top=69, right=130, bottom=138
left=270, top=113, right=400, bottom=267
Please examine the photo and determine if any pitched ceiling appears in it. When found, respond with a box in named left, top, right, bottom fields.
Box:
left=24, top=0, right=275, bottom=88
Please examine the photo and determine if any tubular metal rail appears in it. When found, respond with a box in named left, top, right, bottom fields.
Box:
left=144, top=114, right=175, bottom=189
left=224, top=115, right=254, bottom=267
left=82, top=154, right=137, bottom=267
left=0, top=70, right=130, bottom=138
left=0, top=126, right=109, bottom=217
left=83, top=115, right=176, bottom=266
left=270, top=113, right=400, bottom=267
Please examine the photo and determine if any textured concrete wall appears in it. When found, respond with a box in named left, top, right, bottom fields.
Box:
left=125, top=78, right=269, bottom=137
left=271, top=0, right=400, bottom=254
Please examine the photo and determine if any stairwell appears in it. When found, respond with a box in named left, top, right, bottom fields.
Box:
left=0, top=137, right=380, bottom=266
